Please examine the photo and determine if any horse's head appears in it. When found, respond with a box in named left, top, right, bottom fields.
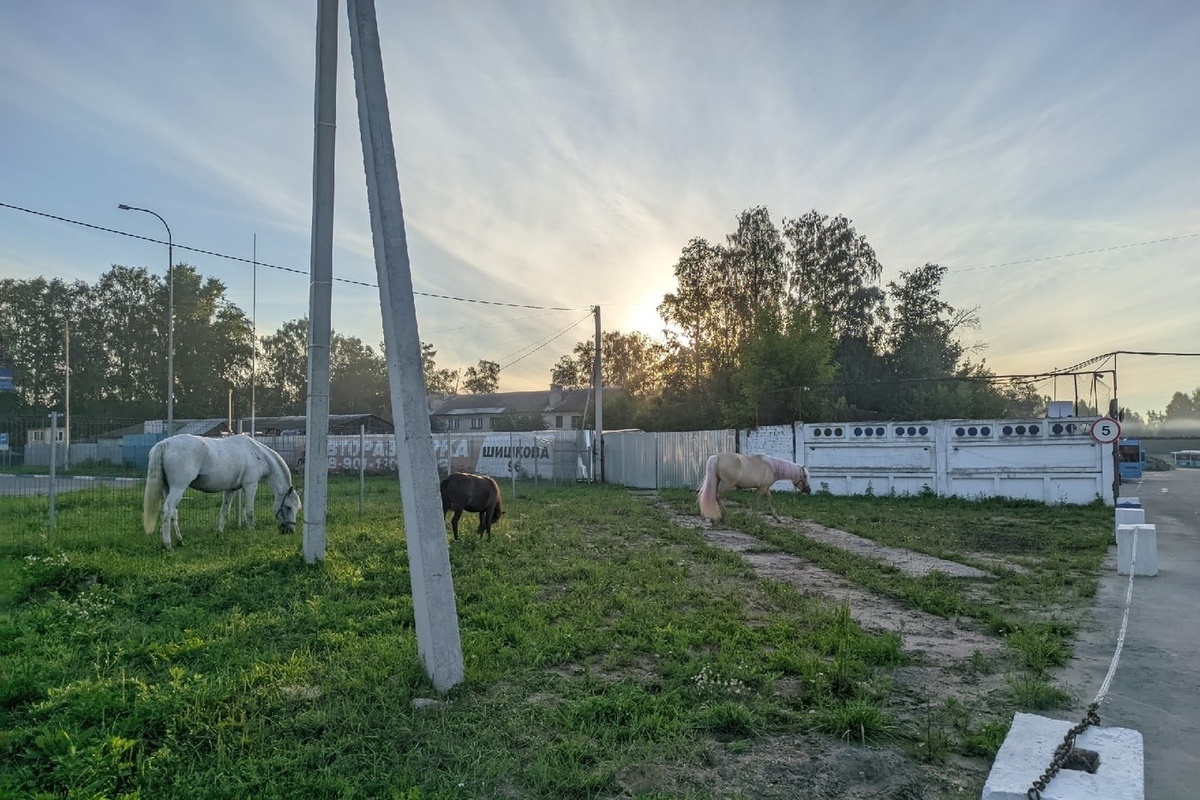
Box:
left=275, top=486, right=302, bottom=534
left=793, top=467, right=812, bottom=495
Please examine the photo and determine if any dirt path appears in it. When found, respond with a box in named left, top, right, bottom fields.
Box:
left=624, top=491, right=1007, bottom=798
left=648, top=495, right=1003, bottom=666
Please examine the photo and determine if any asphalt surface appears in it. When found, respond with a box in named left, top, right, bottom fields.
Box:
left=0, top=472, right=141, bottom=496
left=1050, top=467, right=1200, bottom=800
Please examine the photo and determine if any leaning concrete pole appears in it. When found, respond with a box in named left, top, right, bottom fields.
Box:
left=346, top=0, right=464, bottom=691
left=303, top=0, right=339, bottom=564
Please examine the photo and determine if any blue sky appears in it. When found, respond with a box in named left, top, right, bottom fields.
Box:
left=2, top=0, right=1197, bottom=417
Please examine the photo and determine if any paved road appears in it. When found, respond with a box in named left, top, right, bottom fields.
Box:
left=0, top=473, right=142, bottom=496
left=1051, top=467, right=1200, bottom=800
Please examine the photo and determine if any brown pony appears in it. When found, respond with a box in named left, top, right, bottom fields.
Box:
left=696, top=452, right=810, bottom=523
left=440, top=472, right=504, bottom=539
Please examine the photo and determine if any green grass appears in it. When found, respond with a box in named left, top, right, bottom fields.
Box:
left=0, top=479, right=1111, bottom=798
left=661, top=488, right=1111, bottom=676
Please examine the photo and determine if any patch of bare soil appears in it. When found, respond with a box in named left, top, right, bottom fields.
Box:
left=770, top=518, right=990, bottom=579
left=628, top=492, right=1008, bottom=799
left=615, top=736, right=985, bottom=800
left=654, top=499, right=1002, bottom=667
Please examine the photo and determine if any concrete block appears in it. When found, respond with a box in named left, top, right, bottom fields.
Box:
left=1115, top=497, right=1141, bottom=509
left=1116, top=524, right=1158, bottom=576
left=1113, top=508, right=1144, bottom=541
left=983, top=712, right=1144, bottom=800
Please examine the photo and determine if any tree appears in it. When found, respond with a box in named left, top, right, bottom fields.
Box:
left=167, top=265, right=254, bottom=417
left=1164, top=389, right=1199, bottom=420
left=462, top=359, right=500, bottom=394
left=782, top=211, right=888, bottom=344
left=331, top=335, right=389, bottom=418
left=0, top=276, right=86, bottom=411
left=551, top=331, right=665, bottom=397
left=781, top=211, right=891, bottom=418
left=727, top=307, right=837, bottom=427
left=657, top=236, right=724, bottom=393
left=258, top=318, right=309, bottom=415
left=550, top=354, right=586, bottom=390
left=422, top=342, right=459, bottom=395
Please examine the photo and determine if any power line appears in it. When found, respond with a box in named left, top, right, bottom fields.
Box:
left=0, top=200, right=581, bottom=311
left=1052, top=350, right=1200, bottom=375
left=950, top=233, right=1198, bottom=274
left=499, top=311, right=594, bottom=371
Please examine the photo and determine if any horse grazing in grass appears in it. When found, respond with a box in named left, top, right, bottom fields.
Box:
left=142, top=434, right=302, bottom=549
left=696, top=452, right=810, bottom=523
left=440, top=472, right=503, bottom=540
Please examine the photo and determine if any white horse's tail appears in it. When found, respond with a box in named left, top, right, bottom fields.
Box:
left=143, top=442, right=166, bottom=534
left=696, top=455, right=722, bottom=521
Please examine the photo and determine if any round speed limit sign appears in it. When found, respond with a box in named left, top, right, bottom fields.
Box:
left=1090, top=417, right=1121, bottom=444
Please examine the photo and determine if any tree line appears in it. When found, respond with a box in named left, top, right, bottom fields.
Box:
left=2, top=206, right=1196, bottom=431
left=0, top=264, right=506, bottom=423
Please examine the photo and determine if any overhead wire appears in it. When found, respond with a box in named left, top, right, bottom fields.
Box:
left=0, top=201, right=581, bottom=311
left=499, top=311, right=594, bottom=371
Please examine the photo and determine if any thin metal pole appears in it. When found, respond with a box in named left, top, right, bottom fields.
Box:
left=64, top=318, right=70, bottom=470
left=359, top=423, right=366, bottom=515
left=48, top=412, right=59, bottom=530
left=117, top=204, right=173, bottom=432
left=593, top=305, right=603, bottom=483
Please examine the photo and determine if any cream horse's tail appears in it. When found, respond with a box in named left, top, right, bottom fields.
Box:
left=142, top=441, right=166, bottom=534
left=696, top=455, right=722, bottom=521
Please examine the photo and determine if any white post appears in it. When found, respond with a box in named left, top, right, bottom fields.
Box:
left=251, top=233, right=257, bottom=439
left=347, top=0, right=463, bottom=692
left=303, top=0, right=339, bottom=564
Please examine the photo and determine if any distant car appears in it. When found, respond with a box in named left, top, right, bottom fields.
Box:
left=281, top=429, right=303, bottom=436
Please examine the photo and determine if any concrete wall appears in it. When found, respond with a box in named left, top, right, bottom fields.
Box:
left=603, top=416, right=1115, bottom=505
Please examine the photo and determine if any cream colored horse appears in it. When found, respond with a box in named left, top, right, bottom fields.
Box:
left=696, top=452, right=811, bottom=523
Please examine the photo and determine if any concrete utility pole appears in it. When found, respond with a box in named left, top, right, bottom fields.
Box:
left=593, top=305, right=603, bottom=483
left=346, top=0, right=464, bottom=692
left=303, top=0, right=339, bottom=564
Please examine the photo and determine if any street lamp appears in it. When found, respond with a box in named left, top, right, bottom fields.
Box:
left=118, top=204, right=174, bottom=432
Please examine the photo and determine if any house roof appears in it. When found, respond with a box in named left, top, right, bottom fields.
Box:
left=92, top=414, right=392, bottom=441
left=430, top=387, right=612, bottom=417
left=240, top=414, right=393, bottom=433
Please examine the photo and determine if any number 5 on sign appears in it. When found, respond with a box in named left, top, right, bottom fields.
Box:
left=1090, top=417, right=1121, bottom=444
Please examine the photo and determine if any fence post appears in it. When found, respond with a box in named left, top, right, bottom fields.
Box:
left=48, top=412, right=60, bottom=531
left=359, top=424, right=366, bottom=515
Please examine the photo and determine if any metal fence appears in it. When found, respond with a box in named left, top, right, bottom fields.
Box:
left=0, top=416, right=594, bottom=553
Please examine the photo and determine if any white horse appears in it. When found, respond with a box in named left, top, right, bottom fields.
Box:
left=142, top=434, right=302, bottom=549
left=696, top=452, right=811, bottom=523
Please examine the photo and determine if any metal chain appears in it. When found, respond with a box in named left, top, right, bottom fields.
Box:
left=1027, top=702, right=1102, bottom=799
left=1028, top=515, right=1142, bottom=799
